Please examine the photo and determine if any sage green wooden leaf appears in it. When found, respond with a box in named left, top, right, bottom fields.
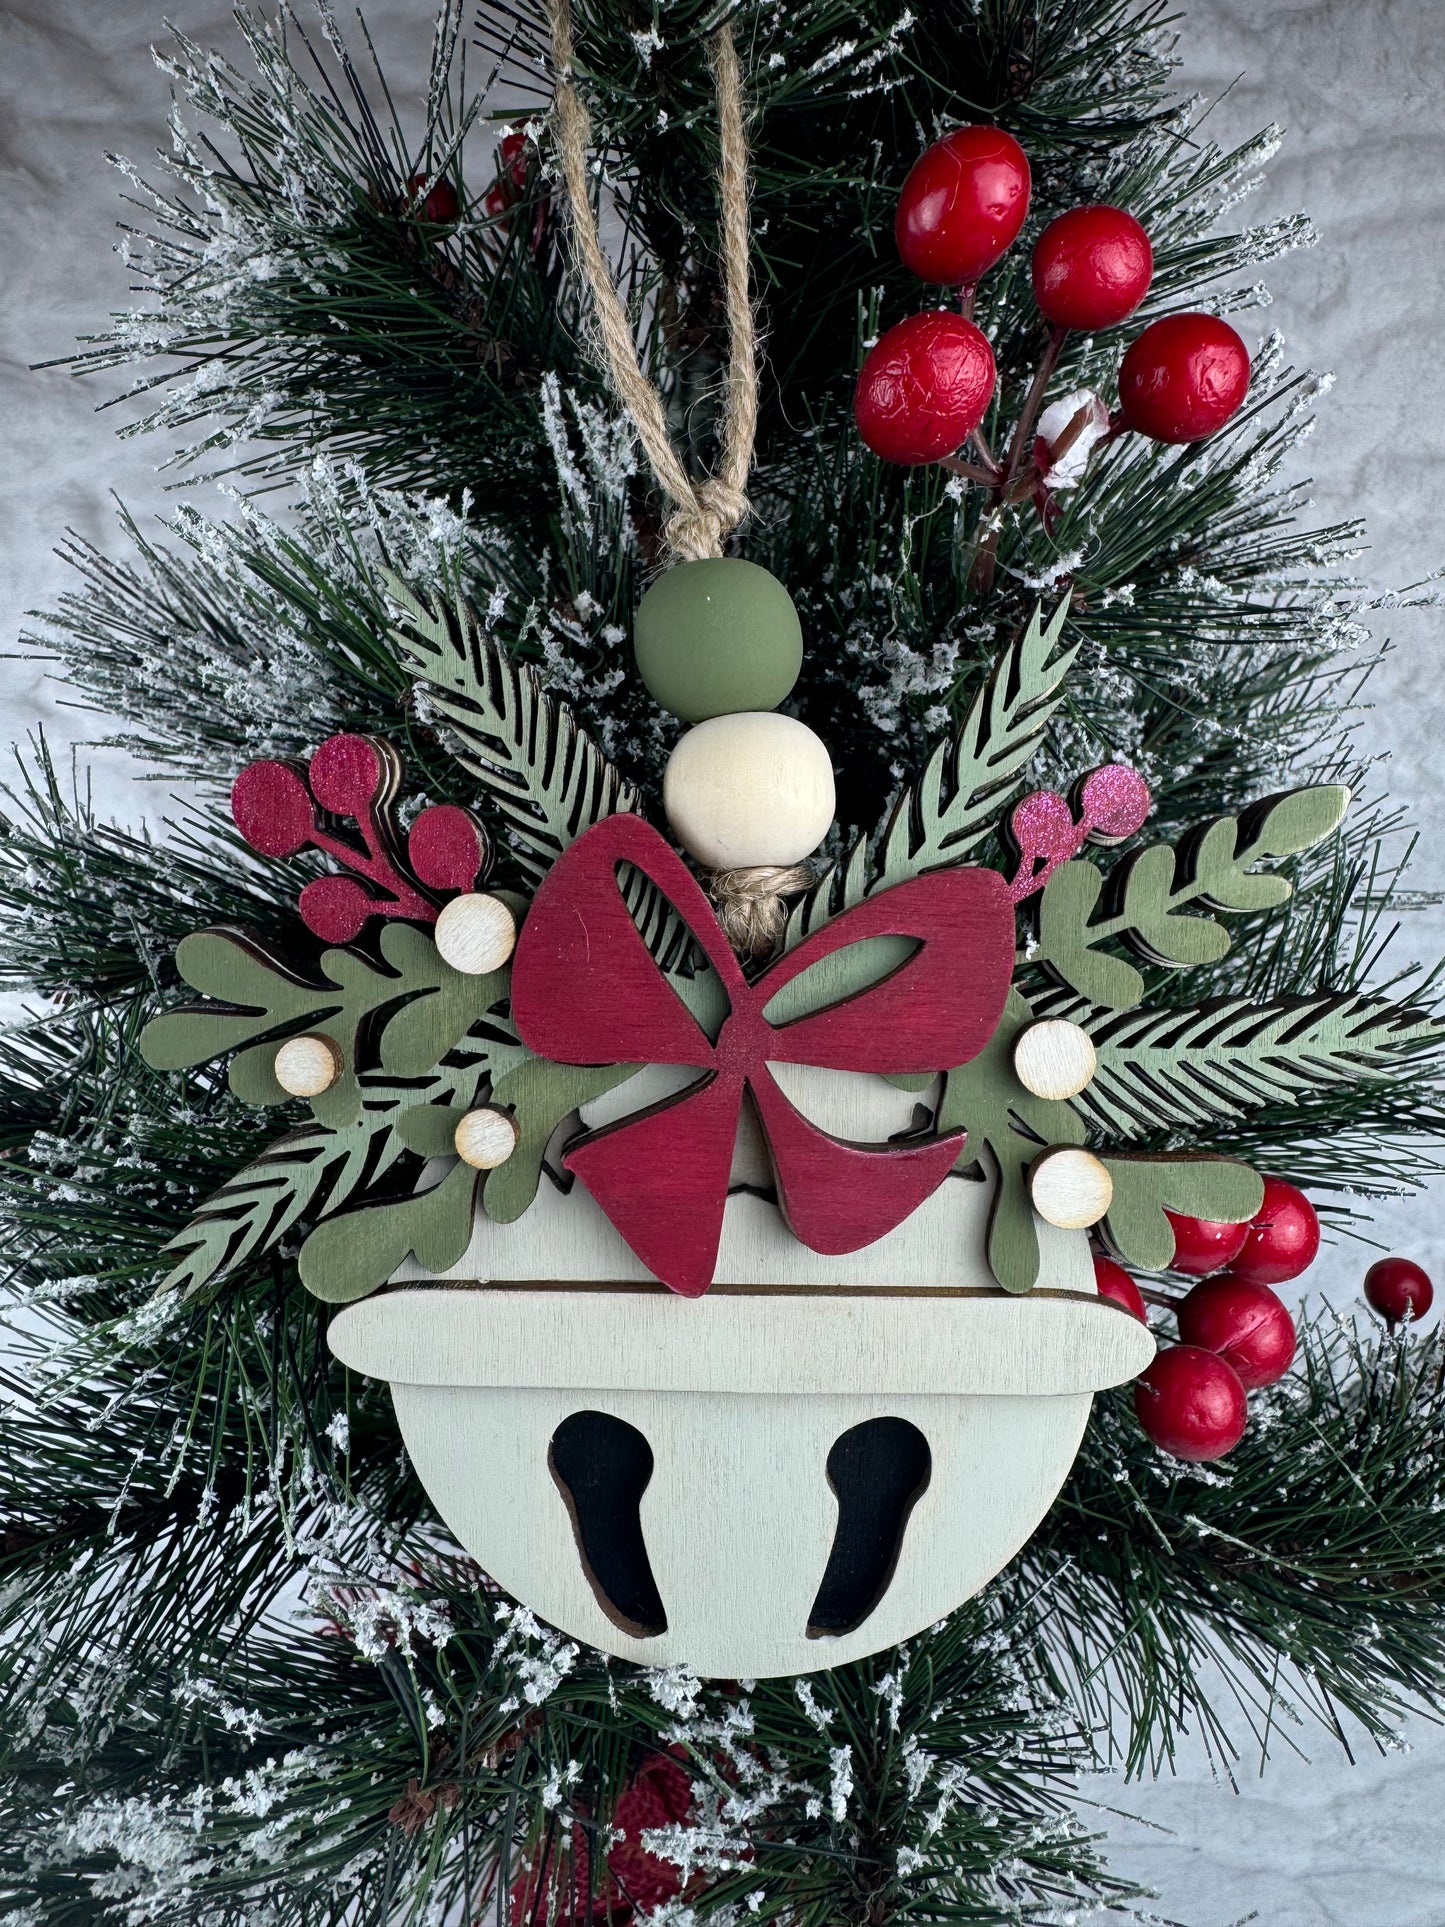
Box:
left=1076, top=994, right=1444, bottom=1139
left=762, top=934, right=915, bottom=1027
left=1036, top=864, right=1146, bottom=1010
left=789, top=601, right=1078, bottom=943
left=1099, top=1154, right=1265, bottom=1270
left=376, top=920, right=513, bottom=1078
left=1242, top=784, right=1350, bottom=858
left=1184, top=816, right=1291, bottom=914
left=937, top=990, right=1086, bottom=1292
left=227, top=1042, right=290, bottom=1106
left=1118, top=845, right=1233, bottom=968
left=483, top=1056, right=641, bottom=1223
left=388, top=576, right=638, bottom=882
left=141, top=927, right=400, bottom=1129
left=140, top=930, right=340, bottom=1070
left=299, top=1159, right=481, bottom=1304
left=395, top=1104, right=470, bottom=1158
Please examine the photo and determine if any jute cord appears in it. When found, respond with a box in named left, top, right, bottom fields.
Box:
left=704, top=863, right=814, bottom=960
left=549, top=4, right=806, bottom=958
left=547, top=0, right=757, bottom=564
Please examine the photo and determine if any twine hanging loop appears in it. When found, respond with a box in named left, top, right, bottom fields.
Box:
left=546, top=0, right=757, bottom=563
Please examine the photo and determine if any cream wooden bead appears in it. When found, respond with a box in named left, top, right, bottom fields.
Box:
left=1029, top=1147, right=1113, bottom=1230
left=434, top=891, right=516, bottom=975
left=274, top=1032, right=344, bottom=1097
left=454, top=1107, right=520, bottom=1170
left=1012, top=1019, right=1097, bottom=1101
left=663, top=711, right=835, bottom=869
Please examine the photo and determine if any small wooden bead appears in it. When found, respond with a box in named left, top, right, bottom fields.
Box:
left=1013, top=1019, right=1097, bottom=1101
left=454, top=1107, right=520, bottom=1170
left=663, top=711, right=835, bottom=869
left=1030, top=1146, right=1113, bottom=1229
left=434, top=891, right=517, bottom=975
left=274, top=1032, right=344, bottom=1097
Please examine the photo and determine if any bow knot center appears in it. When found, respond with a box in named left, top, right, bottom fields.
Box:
left=715, top=1003, right=773, bottom=1075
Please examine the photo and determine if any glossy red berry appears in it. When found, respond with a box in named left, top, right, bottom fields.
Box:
left=895, top=126, right=1031, bottom=285
left=1093, top=1252, right=1147, bottom=1322
left=1363, top=1256, right=1434, bottom=1327
left=1178, top=1275, right=1296, bottom=1389
left=854, top=311, right=996, bottom=465
left=407, top=172, right=461, bottom=224
left=1133, top=1344, right=1247, bottom=1462
left=1118, top=313, right=1250, bottom=442
left=1163, top=1209, right=1250, bottom=1277
left=1031, top=205, right=1153, bottom=330
left=1227, top=1176, right=1320, bottom=1286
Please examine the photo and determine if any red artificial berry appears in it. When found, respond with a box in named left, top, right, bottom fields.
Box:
left=1133, top=1344, right=1247, bottom=1462
left=1093, top=1252, right=1147, bottom=1322
left=1177, top=1275, right=1296, bottom=1389
left=895, top=125, right=1031, bottom=285
left=606, top=1751, right=692, bottom=1910
left=1227, top=1176, right=1320, bottom=1286
left=1164, top=1208, right=1251, bottom=1277
left=854, top=311, right=997, bottom=465
left=1118, top=313, right=1251, bottom=443
left=232, top=759, right=315, bottom=858
left=498, top=129, right=528, bottom=189
left=1363, top=1256, right=1435, bottom=1327
left=308, top=733, right=389, bottom=816
left=407, top=803, right=491, bottom=893
left=1031, top=205, right=1153, bottom=331
left=407, top=172, right=461, bottom=224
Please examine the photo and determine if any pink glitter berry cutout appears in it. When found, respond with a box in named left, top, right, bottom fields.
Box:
left=1006, top=762, right=1152, bottom=901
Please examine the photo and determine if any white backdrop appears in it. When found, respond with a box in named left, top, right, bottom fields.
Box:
left=2, top=3, right=1443, bottom=1920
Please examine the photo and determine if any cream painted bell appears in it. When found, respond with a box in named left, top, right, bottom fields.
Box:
left=327, top=1064, right=1153, bottom=1680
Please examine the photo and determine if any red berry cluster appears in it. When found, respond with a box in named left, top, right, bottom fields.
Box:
left=232, top=733, right=490, bottom=943
left=509, top=1748, right=692, bottom=1923
left=854, top=124, right=1251, bottom=480
left=1100, top=1177, right=1321, bottom=1463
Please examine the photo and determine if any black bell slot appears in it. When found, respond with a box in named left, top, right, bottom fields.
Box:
left=808, top=1416, right=931, bottom=1638
left=548, top=1410, right=667, bottom=1638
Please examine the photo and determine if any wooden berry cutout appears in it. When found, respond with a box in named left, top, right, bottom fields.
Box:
left=232, top=733, right=490, bottom=939
left=434, top=891, right=517, bottom=975
left=273, top=1032, right=344, bottom=1097
left=454, top=1107, right=521, bottom=1169
left=1012, top=1019, right=1096, bottom=1100
left=1029, top=1146, right=1113, bottom=1229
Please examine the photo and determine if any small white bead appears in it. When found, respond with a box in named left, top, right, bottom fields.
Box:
left=1012, top=1020, right=1097, bottom=1101
left=454, top=1107, right=520, bottom=1169
left=1030, top=1147, right=1113, bottom=1230
left=274, top=1033, right=344, bottom=1097
left=434, top=891, right=517, bottom=975
left=663, top=711, right=835, bottom=869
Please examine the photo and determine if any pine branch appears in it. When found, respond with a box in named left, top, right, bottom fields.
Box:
left=791, top=601, right=1077, bottom=939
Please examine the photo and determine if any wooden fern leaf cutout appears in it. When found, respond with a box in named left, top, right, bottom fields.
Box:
left=387, top=575, right=638, bottom=881
left=1075, top=993, right=1443, bottom=1138
left=790, top=600, right=1079, bottom=943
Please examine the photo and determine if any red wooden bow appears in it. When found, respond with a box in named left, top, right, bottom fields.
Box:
left=509, top=815, right=1015, bottom=1296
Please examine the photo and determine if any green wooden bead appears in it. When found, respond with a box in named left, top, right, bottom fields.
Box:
left=633, top=558, right=803, bottom=722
